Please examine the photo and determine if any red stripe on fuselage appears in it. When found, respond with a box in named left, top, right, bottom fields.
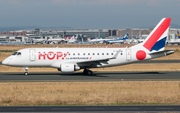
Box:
left=143, top=18, right=171, bottom=51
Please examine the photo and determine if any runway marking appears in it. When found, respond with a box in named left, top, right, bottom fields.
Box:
left=120, top=108, right=139, bottom=109
left=156, top=107, right=173, bottom=109
left=86, top=108, right=104, bottom=110
left=51, top=108, right=70, bottom=110
left=16, top=108, right=35, bottom=110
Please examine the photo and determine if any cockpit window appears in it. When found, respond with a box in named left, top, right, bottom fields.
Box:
left=17, top=52, right=21, bottom=55
left=12, top=52, right=21, bottom=56
left=12, top=52, right=17, bottom=55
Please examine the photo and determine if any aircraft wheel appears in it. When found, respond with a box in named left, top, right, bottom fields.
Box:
left=87, top=70, right=93, bottom=75
left=24, top=72, right=28, bottom=76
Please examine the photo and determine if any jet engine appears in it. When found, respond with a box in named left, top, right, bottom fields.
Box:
left=60, top=64, right=80, bottom=73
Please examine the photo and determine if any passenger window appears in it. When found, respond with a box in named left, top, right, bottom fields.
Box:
left=97, top=53, right=99, bottom=55
left=73, top=53, right=75, bottom=55
left=111, top=53, right=113, bottom=55
left=88, top=53, right=90, bottom=55
left=83, top=53, right=85, bottom=55
left=121, top=53, right=123, bottom=55
left=107, top=53, right=109, bottom=55
left=78, top=53, right=80, bottom=55
left=93, top=53, right=95, bottom=55
left=68, top=53, right=70, bottom=55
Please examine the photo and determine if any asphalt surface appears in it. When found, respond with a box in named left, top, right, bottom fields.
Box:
left=1, top=60, right=180, bottom=82
left=0, top=105, right=180, bottom=112
left=0, top=71, right=180, bottom=82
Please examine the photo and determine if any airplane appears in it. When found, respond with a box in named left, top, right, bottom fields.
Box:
left=104, top=33, right=129, bottom=44
left=89, top=33, right=128, bottom=44
left=166, top=31, right=180, bottom=45
left=46, top=37, right=65, bottom=44
left=31, top=39, right=46, bottom=44
left=47, top=36, right=71, bottom=44
left=66, top=35, right=78, bottom=44
left=2, top=18, right=174, bottom=76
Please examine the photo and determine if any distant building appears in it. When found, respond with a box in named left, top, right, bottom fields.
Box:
left=37, top=29, right=109, bottom=39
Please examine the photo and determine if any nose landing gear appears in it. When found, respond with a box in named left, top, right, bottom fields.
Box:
left=23, top=67, right=29, bottom=76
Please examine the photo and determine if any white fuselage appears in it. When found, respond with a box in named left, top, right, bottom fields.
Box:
left=2, top=47, right=165, bottom=69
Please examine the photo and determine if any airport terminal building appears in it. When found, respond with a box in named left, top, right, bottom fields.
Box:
left=0, top=28, right=179, bottom=44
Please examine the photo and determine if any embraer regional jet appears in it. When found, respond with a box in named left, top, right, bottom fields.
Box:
left=2, top=18, right=174, bottom=75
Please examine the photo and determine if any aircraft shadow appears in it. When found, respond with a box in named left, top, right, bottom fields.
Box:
left=0, top=71, right=166, bottom=77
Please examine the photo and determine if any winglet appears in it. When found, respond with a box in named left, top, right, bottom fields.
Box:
left=110, top=49, right=121, bottom=59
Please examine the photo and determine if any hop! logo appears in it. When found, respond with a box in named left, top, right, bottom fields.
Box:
left=38, top=51, right=69, bottom=60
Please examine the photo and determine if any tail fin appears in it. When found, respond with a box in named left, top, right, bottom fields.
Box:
left=70, top=36, right=74, bottom=40
left=177, top=31, right=180, bottom=38
left=123, top=33, right=129, bottom=40
left=63, top=31, right=66, bottom=38
left=65, top=36, right=70, bottom=40
left=67, top=35, right=78, bottom=43
left=134, top=18, right=171, bottom=52
left=74, top=35, right=78, bottom=40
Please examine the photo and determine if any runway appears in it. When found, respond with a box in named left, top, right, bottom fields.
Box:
left=0, top=71, right=180, bottom=82
left=1, top=105, right=180, bottom=112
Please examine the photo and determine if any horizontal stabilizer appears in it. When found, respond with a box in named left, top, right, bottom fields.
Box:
left=148, top=49, right=174, bottom=55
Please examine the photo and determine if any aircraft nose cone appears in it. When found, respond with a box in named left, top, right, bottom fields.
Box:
left=2, top=59, right=8, bottom=65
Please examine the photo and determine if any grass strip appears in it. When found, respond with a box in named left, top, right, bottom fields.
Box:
left=0, top=50, right=17, bottom=52
left=0, top=81, right=180, bottom=106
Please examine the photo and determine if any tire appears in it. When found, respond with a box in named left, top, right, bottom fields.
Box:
left=87, top=70, right=93, bottom=75
left=24, top=72, right=28, bottom=76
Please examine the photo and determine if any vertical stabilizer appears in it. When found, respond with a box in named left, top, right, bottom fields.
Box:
left=133, top=18, right=171, bottom=52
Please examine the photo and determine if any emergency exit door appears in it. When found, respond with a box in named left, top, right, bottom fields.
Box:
left=29, top=49, right=36, bottom=61
left=126, top=49, right=131, bottom=61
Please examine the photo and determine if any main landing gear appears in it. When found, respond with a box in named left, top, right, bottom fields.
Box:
left=23, top=67, right=29, bottom=76
left=83, top=69, right=93, bottom=75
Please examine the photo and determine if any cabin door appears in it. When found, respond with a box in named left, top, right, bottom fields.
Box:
left=29, top=49, right=36, bottom=61
left=126, top=49, right=131, bottom=61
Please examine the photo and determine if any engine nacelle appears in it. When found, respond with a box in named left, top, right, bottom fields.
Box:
left=60, top=64, right=80, bottom=73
